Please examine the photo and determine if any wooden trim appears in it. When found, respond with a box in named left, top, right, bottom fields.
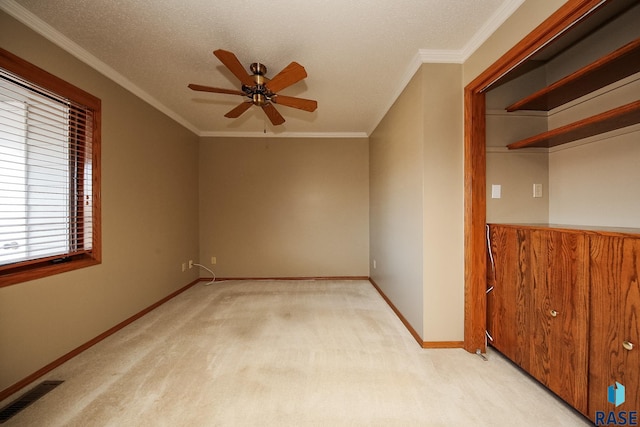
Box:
left=0, top=278, right=202, bottom=402
left=0, top=257, right=101, bottom=288
left=90, top=102, right=102, bottom=265
left=463, top=0, right=606, bottom=353
left=488, top=222, right=640, bottom=238
left=464, top=87, right=487, bottom=353
left=368, top=278, right=424, bottom=347
left=422, top=341, right=464, bottom=349
left=0, top=47, right=100, bottom=109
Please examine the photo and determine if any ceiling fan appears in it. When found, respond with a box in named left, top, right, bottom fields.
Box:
left=188, top=49, right=317, bottom=126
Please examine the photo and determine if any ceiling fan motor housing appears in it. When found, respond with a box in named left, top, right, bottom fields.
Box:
left=250, top=62, right=267, bottom=75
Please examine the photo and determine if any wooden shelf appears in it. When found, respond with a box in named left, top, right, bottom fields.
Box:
left=507, top=100, right=640, bottom=149
left=506, top=38, right=640, bottom=112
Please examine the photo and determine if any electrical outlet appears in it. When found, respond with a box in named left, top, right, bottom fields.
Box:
left=181, top=262, right=186, bottom=272
left=211, top=256, right=217, bottom=265
left=188, top=260, right=193, bottom=269
left=373, top=259, right=377, bottom=269
left=533, top=183, right=543, bottom=198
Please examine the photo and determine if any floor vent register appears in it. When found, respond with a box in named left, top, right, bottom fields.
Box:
left=0, top=380, right=64, bottom=424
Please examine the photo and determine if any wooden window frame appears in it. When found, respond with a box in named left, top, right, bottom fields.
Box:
left=463, top=0, right=605, bottom=352
left=0, top=47, right=101, bottom=287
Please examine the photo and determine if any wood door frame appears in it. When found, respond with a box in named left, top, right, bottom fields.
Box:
left=463, top=0, right=606, bottom=353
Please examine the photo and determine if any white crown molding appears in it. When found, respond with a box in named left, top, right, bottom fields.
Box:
left=3, top=0, right=525, bottom=139
left=0, top=0, right=200, bottom=135
left=418, top=49, right=465, bottom=64
left=368, top=0, right=525, bottom=135
left=367, top=48, right=465, bottom=135
left=367, top=51, right=424, bottom=135
left=460, top=0, right=527, bottom=61
left=199, top=131, right=369, bottom=139
left=367, top=49, right=465, bottom=135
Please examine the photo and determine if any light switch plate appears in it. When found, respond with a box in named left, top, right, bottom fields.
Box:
left=491, top=184, right=501, bottom=199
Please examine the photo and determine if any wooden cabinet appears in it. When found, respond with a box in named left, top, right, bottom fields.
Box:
left=487, top=224, right=640, bottom=421
left=482, top=4, right=640, bottom=421
left=487, top=225, right=589, bottom=413
left=487, top=226, right=532, bottom=371
left=588, top=235, right=640, bottom=419
left=529, top=229, right=589, bottom=414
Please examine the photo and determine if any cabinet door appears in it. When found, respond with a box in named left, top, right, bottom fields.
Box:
left=487, top=225, right=532, bottom=371
left=589, top=235, right=640, bottom=420
left=529, top=229, right=589, bottom=414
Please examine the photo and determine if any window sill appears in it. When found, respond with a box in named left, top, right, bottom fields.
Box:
left=0, top=255, right=101, bottom=287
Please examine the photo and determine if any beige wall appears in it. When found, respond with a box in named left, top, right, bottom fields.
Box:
left=198, top=137, right=369, bottom=278
left=549, top=127, right=640, bottom=228
left=486, top=150, right=549, bottom=223
left=369, top=70, right=424, bottom=337
left=0, top=12, right=200, bottom=392
left=421, top=63, right=464, bottom=342
left=369, top=63, right=465, bottom=342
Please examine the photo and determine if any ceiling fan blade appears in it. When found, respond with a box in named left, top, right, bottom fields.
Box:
left=261, top=103, right=285, bottom=126
left=188, top=84, right=246, bottom=96
left=265, top=62, right=307, bottom=93
left=271, top=95, right=317, bottom=112
left=213, top=49, right=255, bottom=87
left=224, top=102, right=253, bottom=118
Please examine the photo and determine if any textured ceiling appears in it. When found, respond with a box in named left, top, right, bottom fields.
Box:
left=2, top=0, right=525, bottom=137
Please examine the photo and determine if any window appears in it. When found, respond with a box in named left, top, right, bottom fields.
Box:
left=0, top=48, right=101, bottom=287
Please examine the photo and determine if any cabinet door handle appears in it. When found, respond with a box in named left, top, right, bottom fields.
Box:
left=623, top=341, right=634, bottom=351
left=550, top=309, right=558, bottom=317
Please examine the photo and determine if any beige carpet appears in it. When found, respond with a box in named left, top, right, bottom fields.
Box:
left=1, top=280, right=591, bottom=426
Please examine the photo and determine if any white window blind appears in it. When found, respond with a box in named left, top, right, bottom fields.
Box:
left=0, top=68, right=94, bottom=268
